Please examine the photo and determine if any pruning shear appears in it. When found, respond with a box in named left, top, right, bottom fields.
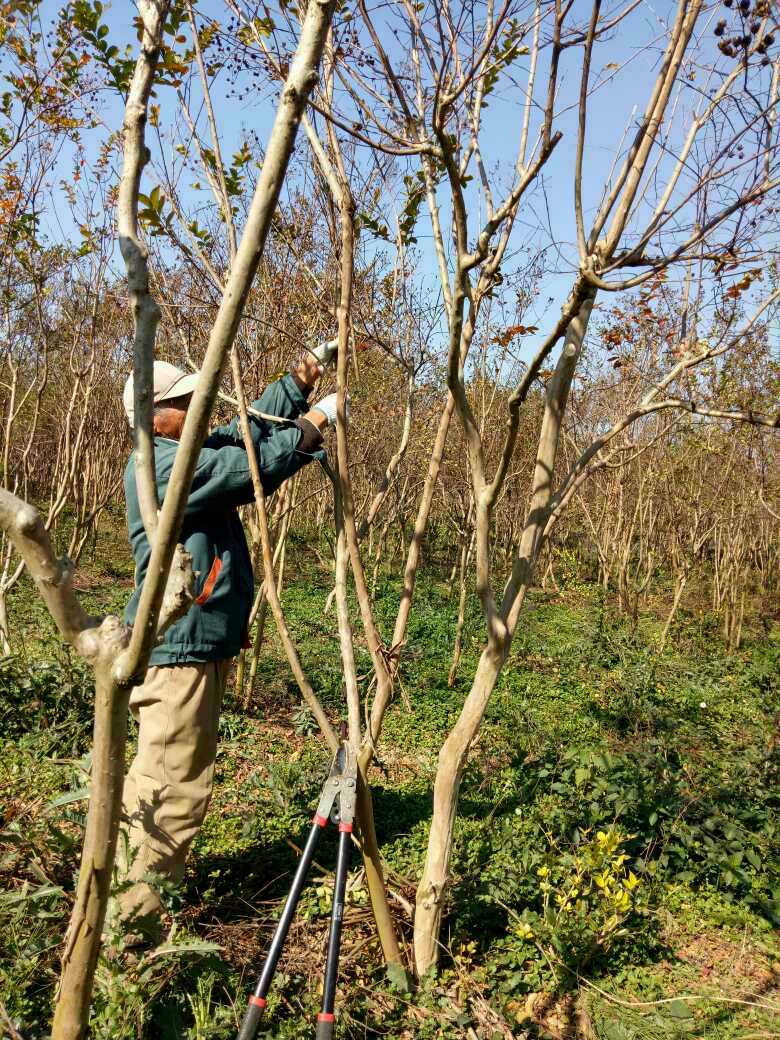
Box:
left=237, top=740, right=358, bottom=1040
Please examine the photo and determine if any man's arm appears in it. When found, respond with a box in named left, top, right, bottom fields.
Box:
left=207, top=347, right=329, bottom=450
left=179, top=428, right=317, bottom=509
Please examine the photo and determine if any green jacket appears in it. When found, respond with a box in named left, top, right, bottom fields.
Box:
left=124, top=374, right=323, bottom=666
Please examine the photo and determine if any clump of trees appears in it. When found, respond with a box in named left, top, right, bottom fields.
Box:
left=0, top=0, right=777, bottom=1035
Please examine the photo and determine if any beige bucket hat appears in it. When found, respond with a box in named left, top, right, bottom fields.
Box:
left=123, top=361, right=199, bottom=424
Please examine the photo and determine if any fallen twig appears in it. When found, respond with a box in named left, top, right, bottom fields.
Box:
left=0, top=998, right=25, bottom=1040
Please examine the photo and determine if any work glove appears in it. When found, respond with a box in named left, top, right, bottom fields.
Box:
left=312, top=337, right=339, bottom=369
left=312, top=392, right=350, bottom=427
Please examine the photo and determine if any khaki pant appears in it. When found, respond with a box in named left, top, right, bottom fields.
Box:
left=116, top=661, right=230, bottom=932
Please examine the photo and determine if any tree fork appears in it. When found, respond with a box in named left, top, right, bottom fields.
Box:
left=413, top=293, right=595, bottom=975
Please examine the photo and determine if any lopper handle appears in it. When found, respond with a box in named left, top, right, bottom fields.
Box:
left=315, top=1016, right=335, bottom=1040
left=236, top=1001, right=264, bottom=1040
left=235, top=820, right=325, bottom=1040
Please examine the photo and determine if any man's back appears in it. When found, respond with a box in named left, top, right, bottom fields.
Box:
left=124, top=436, right=254, bottom=665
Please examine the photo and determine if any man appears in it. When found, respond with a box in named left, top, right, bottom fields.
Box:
left=116, top=343, right=338, bottom=942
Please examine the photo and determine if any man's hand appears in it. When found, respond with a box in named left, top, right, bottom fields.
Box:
left=312, top=337, right=339, bottom=368
left=306, top=392, right=350, bottom=430
left=294, top=338, right=339, bottom=391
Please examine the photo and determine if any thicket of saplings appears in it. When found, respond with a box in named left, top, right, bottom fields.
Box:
left=1, top=447, right=778, bottom=1038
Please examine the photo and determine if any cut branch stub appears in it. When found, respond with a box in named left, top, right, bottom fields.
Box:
left=0, top=489, right=100, bottom=658
left=156, top=544, right=196, bottom=637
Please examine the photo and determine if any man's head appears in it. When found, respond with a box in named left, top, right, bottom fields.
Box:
left=152, top=394, right=192, bottom=439
left=123, top=361, right=199, bottom=441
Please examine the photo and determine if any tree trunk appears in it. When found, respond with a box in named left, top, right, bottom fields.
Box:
left=413, top=292, right=595, bottom=976
left=0, top=588, right=10, bottom=655
left=414, top=640, right=507, bottom=972
left=659, top=570, right=687, bottom=652
left=52, top=627, right=131, bottom=1040
left=370, top=518, right=390, bottom=593
left=447, top=532, right=473, bottom=687
left=391, top=394, right=455, bottom=652
left=50, top=0, right=340, bottom=1030
left=246, top=597, right=269, bottom=696
left=357, top=747, right=404, bottom=968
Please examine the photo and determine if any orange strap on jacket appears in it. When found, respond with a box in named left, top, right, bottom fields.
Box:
left=195, top=557, right=222, bottom=605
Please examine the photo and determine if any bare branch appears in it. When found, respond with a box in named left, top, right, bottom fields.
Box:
left=117, top=0, right=172, bottom=539
left=0, top=489, right=99, bottom=658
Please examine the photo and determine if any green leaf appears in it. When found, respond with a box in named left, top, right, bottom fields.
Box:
left=667, top=1000, right=693, bottom=1020
left=0, top=883, right=65, bottom=908
left=48, top=786, right=90, bottom=808
left=386, top=962, right=413, bottom=992
left=151, top=940, right=222, bottom=958
left=603, top=1021, right=630, bottom=1040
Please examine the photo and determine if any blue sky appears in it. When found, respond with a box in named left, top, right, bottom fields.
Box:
left=23, top=1, right=778, bottom=364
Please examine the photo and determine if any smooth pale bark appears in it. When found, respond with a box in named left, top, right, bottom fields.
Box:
left=357, top=369, right=415, bottom=540
left=361, top=392, right=455, bottom=744
left=231, top=352, right=339, bottom=751
left=391, top=394, right=455, bottom=661
left=303, top=108, right=404, bottom=964
left=0, top=493, right=99, bottom=655
left=237, top=487, right=292, bottom=703
left=117, top=0, right=171, bottom=538
left=52, top=550, right=193, bottom=1040
left=414, top=644, right=506, bottom=972
left=55, top=655, right=130, bottom=1038
left=447, top=530, right=474, bottom=688
left=659, top=570, right=688, bottom=652
left=331, top=175, right=404, bottom=967
left=413, top=294, right=595, bottom=974
left=353, top=757, right=403, bottom=958
left=334, top=482, right=362, bottom=745
left=0, top=591, right=10, bottom=655
left=53, top=0, right=339, bottom=1021
left=246, top=597, right=269, bottom=694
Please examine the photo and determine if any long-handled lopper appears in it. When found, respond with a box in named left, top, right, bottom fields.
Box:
left=237, top=739, right=357, bottom=1040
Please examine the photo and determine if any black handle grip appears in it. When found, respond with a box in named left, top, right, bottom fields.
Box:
left=237, top=1001, right=264, bottom=1040
left=316, top=1018, right=334, bottom=1040
left=236, top=821, right=325, bottom=1040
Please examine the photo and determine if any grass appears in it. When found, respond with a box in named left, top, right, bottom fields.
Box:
left=0, top=530, right=778, bottom=1038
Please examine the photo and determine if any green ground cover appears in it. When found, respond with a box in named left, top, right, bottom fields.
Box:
left=0, top=537, right=778, bottom=1038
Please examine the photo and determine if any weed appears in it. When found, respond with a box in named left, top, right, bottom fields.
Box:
left=1, top=567, right=778, bottom=1038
